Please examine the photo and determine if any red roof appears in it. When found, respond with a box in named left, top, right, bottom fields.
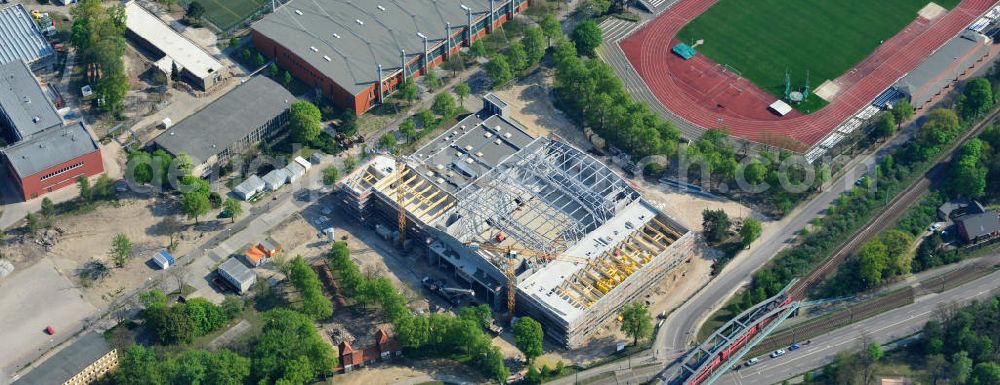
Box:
left=339, top=340, right=353, bottom=354
left=375, top=328, right=390, bottom=346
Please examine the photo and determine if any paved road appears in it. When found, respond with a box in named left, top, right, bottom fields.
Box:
left=718, top=265, right=1000, bottom=385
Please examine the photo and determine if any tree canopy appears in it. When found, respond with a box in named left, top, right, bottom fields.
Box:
left=290, top=100, right=323, bottom=144
left=513, top=317, right=544, bottom=363
left=571, top=20, right=603, bottom=56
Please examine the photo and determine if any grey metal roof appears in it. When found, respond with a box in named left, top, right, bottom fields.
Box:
left=219, top=257, right=255, bottom=284
left=12, top=332, right=112, bottom=385
left=252, top=0, right=492, bottom=94
left=152, top=76, right=294, bottom=162
left=410, top=112, right=534, bottom=193
left=262, top=168, right=288, bottom=186
left=2, top=121, right=100, bottom=177
left=957, top=211, right=1000, bottom=240
left=234, top=174, right=265, bottom=196
left=896, top=32, right=989, bottom=105
left=0, top=59, right=61, bottom=140
left=0, top=4, right=55, bottom=66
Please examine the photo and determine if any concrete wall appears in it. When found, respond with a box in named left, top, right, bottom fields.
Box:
left=6, top=148, right=104, bottom=201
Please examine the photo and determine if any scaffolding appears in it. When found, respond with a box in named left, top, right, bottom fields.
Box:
left=454, top=139, right=641, bottom=255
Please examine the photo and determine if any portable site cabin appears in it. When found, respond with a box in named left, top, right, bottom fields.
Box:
left=218, top=257, right=256, bottom=294
left=294, top=156, right=312, bottom=171
left=262, top=169, right=287, bottom=191
left=152, top=250, right=175, bottom=270
left=284, top=162, right=306, bottom=183
left=233, top=175, right=265, bottom=201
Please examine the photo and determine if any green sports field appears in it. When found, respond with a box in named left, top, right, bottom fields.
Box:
left=675, top=0, right=961, bottom=113
left=180, top=0, right=268, bottom=32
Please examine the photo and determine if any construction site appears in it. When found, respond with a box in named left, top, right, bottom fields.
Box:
left=338, top=95, right=695, bottom=347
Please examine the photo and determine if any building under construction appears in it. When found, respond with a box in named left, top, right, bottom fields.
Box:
left=338, top=95, right=695, bottom=347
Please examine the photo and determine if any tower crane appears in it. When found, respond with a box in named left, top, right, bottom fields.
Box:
left=394, top=155, right=407, bottom=248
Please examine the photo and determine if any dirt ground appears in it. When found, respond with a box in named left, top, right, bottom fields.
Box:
left=0, top=195, right=227, bottom=306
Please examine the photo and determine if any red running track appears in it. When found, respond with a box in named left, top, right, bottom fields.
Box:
left=620, top=0, right=998, bottom=150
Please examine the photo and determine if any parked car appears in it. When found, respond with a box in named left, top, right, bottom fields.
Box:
left=770, top=349, right=786, bottom=358
left=929, top=223, right=943, bottom=231
left=788, top=343, right=801, bottom=351
left=744, top=357, right=759, bottom=367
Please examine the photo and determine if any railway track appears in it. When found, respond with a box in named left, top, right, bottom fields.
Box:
left=788, top=107, right=1000, bottom=299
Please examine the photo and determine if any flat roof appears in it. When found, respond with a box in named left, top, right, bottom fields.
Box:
left=410, top=113, right=534, bottom=193
left=252, top=0, right=493, bottom=94
left=219, top=257, right=255, bottom=283
left=124, top=1, right=224, bottom=80
left=0, top=4, right=55, bottom=66
left=152, top=76, right=294, bottom=162
left=2, top=121, right=99, bottom=177
left=12, top=332, right=112, bottom=385
left=0, top=59, right=62, bottom=139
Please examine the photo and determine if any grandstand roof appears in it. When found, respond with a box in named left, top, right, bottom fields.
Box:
left=252, top=0, right=494, bottom=94
left=124, top=1, right=224, bottom=81
left=0, top=4, right=55, bottom=66
left=896, top=31, right=990, bottom=105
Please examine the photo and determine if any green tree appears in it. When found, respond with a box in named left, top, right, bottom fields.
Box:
left=184, top=298, right=229, bottom=335
left=424, top=71, right=440, bottom=91
left=917, top=109, right=961, bottom=150
left=287, top=256, right=334, bottom=320
left=379, top=133, right=398, bottom=152
left=540, top=14, right=561, bottom=47
left=24, top=213, right=39, bottom=235
left=873, top=112, right=897, bottom=139
left=469, top=39, right=489, bottom=59
left=892, top=99, right=915, bottom=124
left=41, top=197, right=55, bottom=218
left=486, top=55, right=513, bottom=89
left=112, top=345, right=166, bottom=385
left=959, top=78, right=994, bottom=121
left=927, top=354, right=948, bottom=385
left=507, top=42, right=528, bottom=72
left=571, top=20, right=603, bottom=56
left=229, top=37, right=241, bottom=49
left=971, top=362, right=1000, bottom=385
left=513, top=316, right=544, bottom=364
left=223, top=198, right=243, bottom=223
left=880, top=229, right=914, bottom=276
left=182, top=191, right=211, bottom=224
left=343, top=155, right=358, bottom=172
left=950, top=139, right=987, bottom=199
left=322, top=166, right=340, bottom=185
left=455, top=83, right=471, bottom=109
left=186, top=1, right=206, bottom=18
left=589, top=0, right=612, bottom=14
left=857, top=239, right=889, bottom=287
left=416, top=109, right=436, bottom=128
left=952, top=351, right=974, bottom=385
left=432, top=92, right=457, bottom=117
left=128, top=151, right=154, bottom=185
left=524, top=27, right=546, bottom=65
left=290, top=100, right=323, bottom=143
left=269, top=63, right=279, bottom=78
left=702, top=209, right=732, bottom=244
left=251, top=309, right=337, bottom=384
left=400, top=118, right=418, bottom=142
left=282, top=70, right=292, bottom=86
left=740, top=218, right=763, bottom=248
left=744, top=162, right=767, bottom=186
left=110, top=232, right=133, bottom=268
left=618, top=302, right=653, bottom=345
left=139, top=289, right=168, bottom=309
left=398, top=78, right=418, bottom=105
left=77, top=175, right=93, bottom=202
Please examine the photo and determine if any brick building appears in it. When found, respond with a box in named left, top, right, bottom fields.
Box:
left=0, top=60, right=103, bottom=201
left=251, top=0, right=529, bottom=116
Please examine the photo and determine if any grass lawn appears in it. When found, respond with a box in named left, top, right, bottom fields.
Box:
left=179, top=0, right=268, bottom=31
left=675, top=0, right=961, bottom=113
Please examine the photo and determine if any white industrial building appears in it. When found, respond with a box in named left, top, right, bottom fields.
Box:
left=338, top=96, right=694, bottom=347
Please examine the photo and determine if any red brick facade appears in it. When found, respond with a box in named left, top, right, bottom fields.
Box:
left=7, top=148, right=104, bottom=201
left=252, top=1, right=529, bottom=116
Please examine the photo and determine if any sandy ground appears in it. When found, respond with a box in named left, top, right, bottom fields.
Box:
left=325, top=359, right=482, bottom=385
left=919, top=2, right=947, bottom=19
left=0, top=258, right=97, bottom=378
left=813, top=80, right=840, bottom=102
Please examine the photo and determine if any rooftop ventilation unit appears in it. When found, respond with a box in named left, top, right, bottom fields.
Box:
left=323, top=55, right=332, bottom=61
left=294, top=9, right=303, bottom=15
left=356, top=19, right=364, bottom=25
left=333, top=33, right=341, bottom=39
left=377, top=5, right=386, bottom=11
left=310, top=46, right=319, bottom=52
